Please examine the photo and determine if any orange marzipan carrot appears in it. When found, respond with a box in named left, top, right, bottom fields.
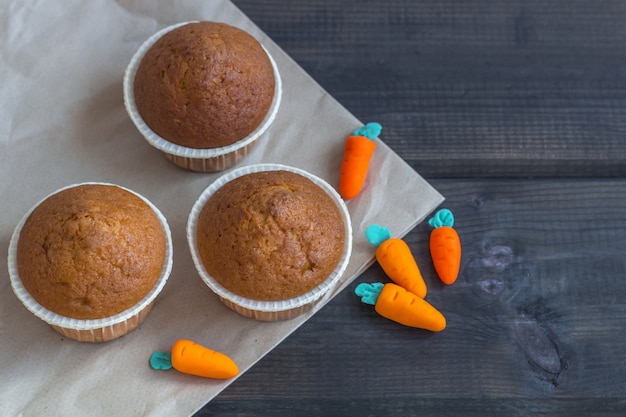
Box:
left=171, top=339, right=239, bottom=379
left=376, top=283, right=446, bottom=331
left=355, top=282, right=446, bottom=331
left=339, top=135, right=376, bottom=200
left=376, top=237, right=427, bottom=298
left=430, top=226, right=461, bottom=285
left=428, top=209, right=462, bottom=285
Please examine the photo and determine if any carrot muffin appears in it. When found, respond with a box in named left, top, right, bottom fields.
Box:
left=133, top=21, right=276, bottom=150
left=196, top=170, right=346, bottom=302
left=16, top=184, right=167, bottom=320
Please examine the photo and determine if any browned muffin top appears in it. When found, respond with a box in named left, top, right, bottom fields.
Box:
left=17, top=184, right=166, bottom=319
left=133, top=21, right=276, bottom=149
left=196, top=171, right=345, bottom=301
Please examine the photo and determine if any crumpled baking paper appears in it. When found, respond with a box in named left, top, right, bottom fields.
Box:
left=0, top=1, right=444, bottom=416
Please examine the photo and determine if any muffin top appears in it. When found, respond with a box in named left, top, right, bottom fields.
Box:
left=16, top=184, right=166, bottom=319
left=133, top=21, right=276, bottom=149
left=196, top=171, right=346, bottom=301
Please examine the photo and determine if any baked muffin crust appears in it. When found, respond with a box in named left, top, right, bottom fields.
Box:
left=196, top=171, right=345, bottom=301
left=17, top=184, right=166, bottom=319
left=133, top=21, right=276, bottom=149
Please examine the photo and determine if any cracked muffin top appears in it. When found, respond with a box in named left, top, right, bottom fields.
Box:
left=16, top=184, right=166, bottom=319
left=133, top=21, right=276, bottom=149
left=196, top=170, right=346, bottom=301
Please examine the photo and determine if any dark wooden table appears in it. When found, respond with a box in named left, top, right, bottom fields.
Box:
left=198, top=1, right=626, bottom=415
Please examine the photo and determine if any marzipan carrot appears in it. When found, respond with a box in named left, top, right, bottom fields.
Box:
left=149, top=339, right=239, bottom=379
left=355, top=282, right=446, bottom=331
left=428, top=209, right=462, bottom=285
left=339, top=122, right=381, bottom=200
left=366, top=224, right=427, bottom=298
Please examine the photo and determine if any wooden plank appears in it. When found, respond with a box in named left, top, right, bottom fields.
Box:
left=233, top=0, right=626, bottom=178
left=197, top=178, right=626, bottom=415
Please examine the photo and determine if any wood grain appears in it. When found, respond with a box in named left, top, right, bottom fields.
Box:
left=197, top=178, right=626, bottom=416
left=234, top=0, right=626, bottom=178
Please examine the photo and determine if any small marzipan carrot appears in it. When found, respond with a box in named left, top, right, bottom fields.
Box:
left=339, top=122, right=381, bottom=200
left=355, top=282, right=446, bottom=331
left=149, top=339, right=239, bottom=379
left=428, top=208, right=462, bottom=285
left=366, top=224, right=427, bottom=298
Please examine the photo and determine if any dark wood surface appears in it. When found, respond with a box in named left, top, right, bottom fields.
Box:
left=197, top=1, right=626, bottom=416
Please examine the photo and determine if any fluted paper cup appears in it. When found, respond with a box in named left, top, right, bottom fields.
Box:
left=124, top=22, right=282, bottom=172
left=7, top=183, right=173, bottom=343
left=187, top=164, right=352, bottom=321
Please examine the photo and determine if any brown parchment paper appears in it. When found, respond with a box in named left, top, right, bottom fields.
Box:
left=0, top=1, right=444, bottom=416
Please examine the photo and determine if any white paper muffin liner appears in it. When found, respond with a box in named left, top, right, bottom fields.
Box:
left=7, top=182, right=173, bottom=343
left=123, top=21, right=283, bottom=172
left=187, top=164, right=353, bottom=321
